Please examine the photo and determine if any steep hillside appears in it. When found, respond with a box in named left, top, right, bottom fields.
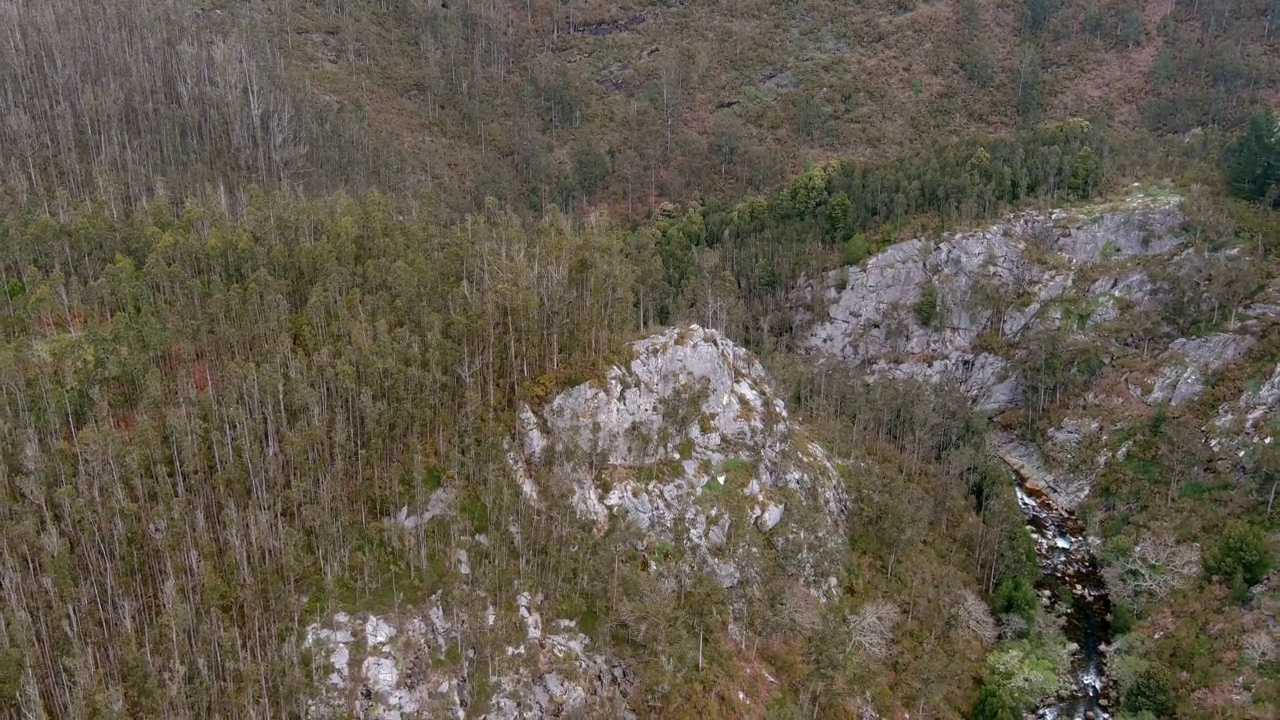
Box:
left=1, top=3, right=1278, bottom=715
left=0, top=193, right=1037, bottom=718
left=304, top=325, right=859, bottom=717
left=795, top=185, right=1280, bottom=717
left=282, top=186, right=1280, bottom=718
left=3, top=0, right=1276, bottom=214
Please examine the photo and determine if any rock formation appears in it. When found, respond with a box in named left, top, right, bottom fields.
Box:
left=303, top=592, right=634, bottom=719
left=516, top=324, right=850, bottom=597
left=802, top=192, right=1187, bottom=414
left=302, top=325, right=854, bottom=717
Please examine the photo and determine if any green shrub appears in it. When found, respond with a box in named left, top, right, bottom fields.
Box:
left=991, top=575, right=1038, bottom=627
left=1203, top=520, right=1272, bottom=588
left=1120, top=665, right=1176, bottom=718
left=970, top=682, right=1020, bottom=720
left=984, top=641, right=1068, bottom=709
left=914, top=283, right=941, bottom=328
left=843, top=233, right=870, bottom=265
left=1226, top=109, right=1280, bottom=207
left=1069, top=146, right=1101, bottom=198
left=1111, top=602, right=1136, bottom=635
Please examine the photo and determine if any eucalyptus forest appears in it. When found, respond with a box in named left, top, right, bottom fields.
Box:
left=1, top=1, right=1279, bottom=718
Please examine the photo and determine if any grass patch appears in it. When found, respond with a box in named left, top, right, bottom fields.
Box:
left=1124, top=455, right=1161, bottom=481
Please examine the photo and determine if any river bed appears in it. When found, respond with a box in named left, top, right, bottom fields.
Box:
left=1013, top=477, right=1113, bottom=720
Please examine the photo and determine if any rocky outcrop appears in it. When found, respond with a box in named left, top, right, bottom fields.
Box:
left=1244, top=278, right=1280, bottom=320
left=993, top=432, right=1093, bottom=510
left=301, top=326, right=854, bottom=717
left=1086, top=271, right=1154, bottom=327
left=302, top=592, right=634, bottom=720
left=1047, top=418, right=1102, bottom=449
left=805, top=230, right=1036, bottom=365
left=1212, top=363, right=1280, bottom=453
left=802, top=193, right=1186, bottom=413
left=1142, top=333, right=1257, bottom=406
left=870, top=352, right=1022, bottom=414
left=1050, top=199, right=1184, bottom=263
left=516, top=325, right=849, bottom=597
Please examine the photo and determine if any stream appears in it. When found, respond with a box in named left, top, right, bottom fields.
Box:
left=1009, top=468, right=1113, bottom=720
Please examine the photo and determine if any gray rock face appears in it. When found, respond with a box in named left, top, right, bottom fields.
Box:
left=1002, top=270, right=1073, bottom=338
left=992, top=432, right=1093, bottom=510
left=303, top=593, right=635, bottom=720
left=1047, top=418, right=1101, bottom=449
left=1043, top=417, right=1106, bottom=469
left=540, top=324, right=787, bottom=471
left=1145, top=333, right=1256, bottom=406
left=394, top=487, right=455, bottom=530
left=518, top=325, right=849, bottom=597
left=1086, top=271, right=1153, bottom=326
left=809, top=226, right=1040, bottom=364
left=803, top=195, right=1185, bottom=413
left=1212, top=363, right=1280, bottom=452
left=1050, top=201, right=1184, bottom=263
left=869, top=352, right=1021, bottom=414
left=1245, top=279, right=1280, bottom=320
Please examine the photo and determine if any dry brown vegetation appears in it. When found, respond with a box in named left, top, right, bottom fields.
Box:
left=1, top=0, right=1277, bottom=717
left=2, top=0, right=1276, bottom=217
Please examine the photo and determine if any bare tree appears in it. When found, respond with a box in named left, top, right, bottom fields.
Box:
left=1104, top=533, right=1199, bottom=605
left=954, top=589, right=999, bottom=647
left=846, top=600, right=901, bottom=660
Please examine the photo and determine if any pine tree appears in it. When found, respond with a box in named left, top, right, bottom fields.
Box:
left=1227, top=109, right=1280, bottom=207
left=1068, top=146, right=1100, bottom=199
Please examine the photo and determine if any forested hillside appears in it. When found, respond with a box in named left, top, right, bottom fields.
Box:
left=1, top=0, right=1279, bottom=718
left=2, top=0, right=1277, bottom=214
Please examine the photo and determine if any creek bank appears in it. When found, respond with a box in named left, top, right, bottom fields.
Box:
left=999, top=441, right=1113, bottom=720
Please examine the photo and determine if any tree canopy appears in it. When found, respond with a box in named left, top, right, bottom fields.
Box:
left=1227, top=109, right=1280, bottom=207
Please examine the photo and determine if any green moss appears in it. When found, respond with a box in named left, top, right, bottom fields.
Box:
left=459, top=495, right=490, bottom=533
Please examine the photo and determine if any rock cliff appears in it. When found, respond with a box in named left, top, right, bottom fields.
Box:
left=517, top=324, right=850, bottom=596
left=803, top=190, right=1187, bottom=414
left=802, top=185, right=1279, bottom=499
left=302, top=325, right=854, bottom=717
